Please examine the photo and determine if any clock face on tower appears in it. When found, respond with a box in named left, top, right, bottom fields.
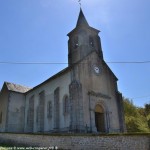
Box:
left=93, top=65, right=101, bottom=75
left=94, top=66, right=100, bottom=74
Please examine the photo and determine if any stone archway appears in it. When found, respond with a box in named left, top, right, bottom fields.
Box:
left=95, top=105, right=105, bottom=132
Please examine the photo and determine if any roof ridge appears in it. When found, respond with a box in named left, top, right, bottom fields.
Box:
left=5, top=81, right=32, bottom=93
left=5, top=81, right=31, bottom=88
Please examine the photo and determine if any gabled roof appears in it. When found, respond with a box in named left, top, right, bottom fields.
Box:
left=26, top=67, right=71, bottom=94
left=4, top=82, right=31, bottom=93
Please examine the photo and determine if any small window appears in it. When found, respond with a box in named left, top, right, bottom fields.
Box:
left=0, top=112, right=2, bottom=124
left=47, top=101, right=52, bottom=118
left=63, top=96, right=69, bottom=114
left=74, top=37, right=79, bottom=49
left=89, top=36, right=94, bottom=47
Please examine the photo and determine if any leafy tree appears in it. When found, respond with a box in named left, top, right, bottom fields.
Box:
left=144, top=103, right=150, bottom=128
left=145, top=103, right=150, bottom=115
left=123, top=97, right=150, bottom=133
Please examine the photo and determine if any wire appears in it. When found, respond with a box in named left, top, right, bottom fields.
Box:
left=1, top=61, right=150, bottom=102
left=107, top=61, right=150, bottom=64
left=0, top=61, right=150, bottom=64
left=0, top=62, right=68, bottom=65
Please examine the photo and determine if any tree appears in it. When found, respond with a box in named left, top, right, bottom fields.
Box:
left=145, top=103, right=150, bottom=115
left=144, top=103, right=150, bottom=128
left=123, top=97, right=150, bottom=133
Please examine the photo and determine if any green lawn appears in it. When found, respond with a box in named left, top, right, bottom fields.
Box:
left=0, top=147, right=9, bottom=150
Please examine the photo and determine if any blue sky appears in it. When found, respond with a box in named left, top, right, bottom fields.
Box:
left=0, top=0, right=150, bottom=107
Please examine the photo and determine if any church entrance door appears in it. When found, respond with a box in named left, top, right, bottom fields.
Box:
left=95, top=105, right=105, bottom=132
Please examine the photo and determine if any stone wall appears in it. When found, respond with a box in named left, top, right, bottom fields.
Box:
left=0, top=85, right=9, bottom=132
left=24, top=69, right=71, bottom=133
left=7, top=92, right=25, bottom=132
left=0, top=133, right=149, bottom=150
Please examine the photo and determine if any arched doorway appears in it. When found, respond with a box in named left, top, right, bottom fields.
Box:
left=95, top=105, right=105, bottom=132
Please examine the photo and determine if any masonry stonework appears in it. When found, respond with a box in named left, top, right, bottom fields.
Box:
left=0, top=133, right=149, bottom=150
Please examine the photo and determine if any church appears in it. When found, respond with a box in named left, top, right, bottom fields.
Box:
left=0, top=9, right=125, bottom=133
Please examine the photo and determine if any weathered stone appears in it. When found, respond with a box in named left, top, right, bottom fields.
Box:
left=0, top=133, right=149, bottom=150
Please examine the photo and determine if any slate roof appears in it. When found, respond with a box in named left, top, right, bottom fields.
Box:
left=5, top=82, right=32, bottom=93
left=76, top=8, right=89, bottom=27
left=67, top=8, right=100, bottom=36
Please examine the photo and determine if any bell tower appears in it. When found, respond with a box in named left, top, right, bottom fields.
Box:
left=67, top=9, right=103, bottom=66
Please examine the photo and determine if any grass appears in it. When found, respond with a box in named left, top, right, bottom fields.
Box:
left=0, top=147, right=8, bottom=150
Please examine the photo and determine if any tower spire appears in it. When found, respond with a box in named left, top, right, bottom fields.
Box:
left=76, top=8, right=89, bottom=27
left=67, top=8, right=103, bottom=66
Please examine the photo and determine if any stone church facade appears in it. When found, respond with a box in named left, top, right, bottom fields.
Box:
left=0, top=9, right=125, bottom=133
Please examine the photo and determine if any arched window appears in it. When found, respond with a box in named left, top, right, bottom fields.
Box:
left=47, top=101, right=52, bottom=118
left=27, top=95, right=34, bottom=132
left=89, top=36, right=94, bottom=47
left=63, top=96, right=69, bottom=114
left=38, top=91, right=45, bottom=132
left=54, top=87, right=60, bottom=129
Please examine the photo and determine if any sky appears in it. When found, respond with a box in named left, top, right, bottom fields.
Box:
left=0, top=0, right=150, bottom=107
